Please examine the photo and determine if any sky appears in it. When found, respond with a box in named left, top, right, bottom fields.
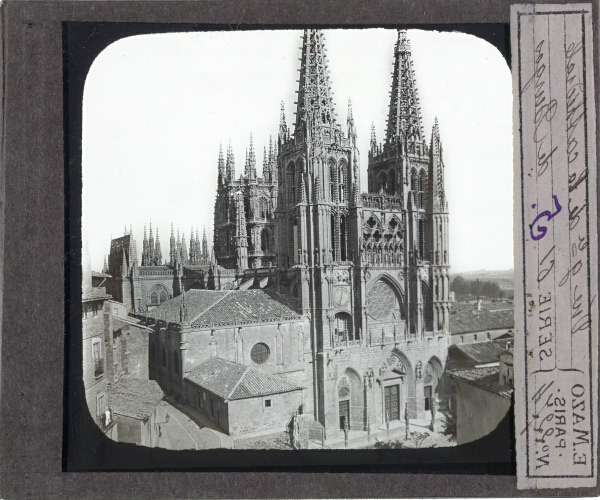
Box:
left=83, top=28, right=513, bottom=275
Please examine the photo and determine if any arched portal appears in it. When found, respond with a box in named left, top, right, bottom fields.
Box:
left=376, top=349, right=414, bottom=424
left=337, top=368, right=363, bottom=430
left=423, top=356, right=444, bottom=411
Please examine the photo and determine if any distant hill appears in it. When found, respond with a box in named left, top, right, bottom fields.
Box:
left=450, top=269, right=514, bottom=291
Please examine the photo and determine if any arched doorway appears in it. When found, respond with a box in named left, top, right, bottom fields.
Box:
left=337, top=368, right=363, bottom=430
left=423, top=356, right=444, bottom=411
left=375, top=350, right=413, bottom=424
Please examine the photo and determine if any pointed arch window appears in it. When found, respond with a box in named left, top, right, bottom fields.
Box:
left=378, top=172, right=388, bottom=194
left=261, top=229, right=270, bottom=253
left=334, top=312, right=354, bottom=342
left=287, top=162, right=296, bottom=205
left=151, top=291, right=159, bottom=305
left=338, top=160, right=348, bottom=202
left=388, top=170, right=396, bottom=195
left=329, top=159, right=337, bottom=202
left=418, top=170, right=427, bottom=209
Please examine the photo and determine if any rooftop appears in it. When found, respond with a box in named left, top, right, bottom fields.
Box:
left=450, top=301, right=514, bottom=334
left=107, top=378, right=164, bottom=420
left=452, top=366, right=513, bottom=400
left=140, top=289, right=301, bottom=327
left=113, top=317, right=153, bottom=332
left=450, top=340, right=513, bottom=366
left=82, top=287, right=111, bottom=302
left=185, top=357, right=303, bottom=400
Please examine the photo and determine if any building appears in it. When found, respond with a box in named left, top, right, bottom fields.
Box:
left=449, top=299, right=514, bottom=345
left=115, top=29, right=453, bottom=439
left=82, top=261, right=118, bottom=441
left=452, top=349, right=513, bottom=444
left=105, top=225, right=238, bottom=313
left=83, top=238, right=165, bottom=447
left=185, top=357, right=304, bottom=436
left=213, top=137, right=278, bottom=270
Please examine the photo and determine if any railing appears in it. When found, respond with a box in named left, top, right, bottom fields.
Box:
left=94, top=359, right=104, bottom=377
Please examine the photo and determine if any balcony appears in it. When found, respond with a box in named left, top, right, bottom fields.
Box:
left=94, top=359, right=104, bottom=378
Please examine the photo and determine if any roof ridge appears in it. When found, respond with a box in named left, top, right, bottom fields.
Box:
left=189, top=290, right=233, bottom=324
left=227, top=365, right=251, bottom=400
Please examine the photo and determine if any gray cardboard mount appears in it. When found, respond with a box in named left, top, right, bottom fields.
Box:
left=0, top=0, right=598, bottom=498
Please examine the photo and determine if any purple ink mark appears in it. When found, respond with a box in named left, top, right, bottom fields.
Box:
left=530, top=195, right=562, bottom=241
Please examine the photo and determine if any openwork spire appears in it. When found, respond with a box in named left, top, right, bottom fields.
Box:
left=279, top=102, right=288, bottom=143
left=218, top=143, right=225, bottom=183
left=262, top=146, right=269, bottom=181
left=386, top=30, right=425, bottom=150
left=295, top=30, right=337, bottom=142
left=347, top=98, right=356, bottom=142
left=155, top=229, right=162, bottom=265
left=246, top=134, right=257, bottom=180
left=428, top=117, right=446, bottom=211
left=226, top=141, right=235, bottom=181
left=370, top=122, right=377, bottom=152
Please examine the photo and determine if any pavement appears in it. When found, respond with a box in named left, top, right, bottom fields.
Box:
left=310, top=412, right=454, bottom=449
left=155, top=398, right=454, bottom=450
left=155, top=399, right=226, bottom=450
left=160, top=396, right=233, bottom=449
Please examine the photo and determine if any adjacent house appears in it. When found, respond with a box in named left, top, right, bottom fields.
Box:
left=452, top=350, right=513, bottom=444
left=185, top=357, right=304, bottom=436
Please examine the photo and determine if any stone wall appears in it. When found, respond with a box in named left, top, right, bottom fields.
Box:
left=228, top=390, right=303, bottom=436
left=455, top=378, right=510, bottom=445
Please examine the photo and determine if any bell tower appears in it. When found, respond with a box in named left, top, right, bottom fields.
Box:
left=274, top=29, right=361, bottom=426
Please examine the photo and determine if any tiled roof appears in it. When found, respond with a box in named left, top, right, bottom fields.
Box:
left=452, top=367, right=513, bottom=399
left=113, top=316, right=153, bottom=332
left=82, top=287, right=111, bottom=302
left=107, top=378, right=164, bottom=419
left=450, top=302, right=514, bottom=334
left=185, top=357, right=303, bottom=400
left=191, top=289, right=301, bottom=327
left=141, top=290, right=230, bottom=323
left=451, top=340, right=512, bottom=365
left=92, top=271, right=112, bottom=278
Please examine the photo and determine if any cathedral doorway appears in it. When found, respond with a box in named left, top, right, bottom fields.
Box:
left=384, top=384, right=400, bottom=421
left=336, top=368, right=363, bottom=430
left=338, top=400, right=349, bottom=430
left=424, top=385, right=432, bottom=411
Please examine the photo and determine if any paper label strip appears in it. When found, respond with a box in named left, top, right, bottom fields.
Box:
left=512, top=3, right=598, bottom=490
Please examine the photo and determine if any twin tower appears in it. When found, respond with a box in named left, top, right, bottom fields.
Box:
left=214, top=29, right=450, bottom=346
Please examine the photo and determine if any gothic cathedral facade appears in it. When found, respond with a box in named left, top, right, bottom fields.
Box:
left=211, top=30, right=451, bottom=432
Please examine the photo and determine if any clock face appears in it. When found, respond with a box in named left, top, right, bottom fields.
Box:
left=333, top=288, right=349, bottom=307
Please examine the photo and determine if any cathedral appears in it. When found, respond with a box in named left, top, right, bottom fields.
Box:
left=108, top=29, right=452, bottom=439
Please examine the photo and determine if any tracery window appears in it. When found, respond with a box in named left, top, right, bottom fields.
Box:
left=418, top=170, right=427, bottom=209
left=261, top=229, right=270, bottom=253
left=366, top=279, right=404, bottom=321
left=287, top=162, right=296, bottom=205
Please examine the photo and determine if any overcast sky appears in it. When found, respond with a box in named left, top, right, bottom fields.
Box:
left=83, top=28, right=513, bottom=275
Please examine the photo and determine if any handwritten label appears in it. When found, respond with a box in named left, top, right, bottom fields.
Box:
left=512, top=4, right=598, bottom=490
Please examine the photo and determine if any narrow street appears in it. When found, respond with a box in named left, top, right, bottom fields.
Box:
left=155, top=400, right=221, bottom=450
